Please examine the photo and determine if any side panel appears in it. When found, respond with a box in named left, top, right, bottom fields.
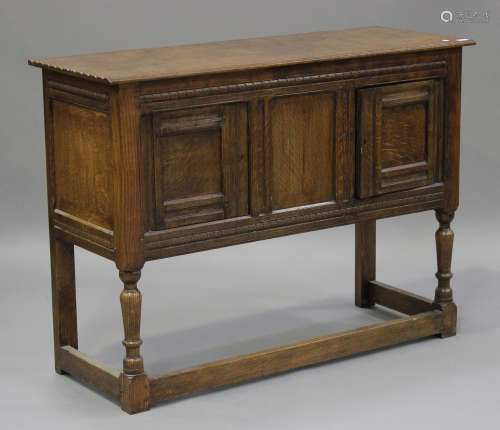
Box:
left=52, top=100, right=113, bottom=229
left=43, top=71, right=115, bottom=259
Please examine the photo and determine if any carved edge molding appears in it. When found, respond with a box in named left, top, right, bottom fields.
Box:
left=145, top=189, right=445, bottom=250
left=46, top=79, right=110, bottom=112
left=53, top=209, right=115, bottom=259
left=139, top=61, right=447, bottom=104
left=47, top=80, right=109, bottom=101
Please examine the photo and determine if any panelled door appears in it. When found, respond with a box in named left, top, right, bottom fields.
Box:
left=357, top=79, right=443, bottom=198
left=152, top=103, right=248, bottom=229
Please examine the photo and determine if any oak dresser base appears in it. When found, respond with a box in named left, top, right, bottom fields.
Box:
left=29, top=26, right=474, bottom=414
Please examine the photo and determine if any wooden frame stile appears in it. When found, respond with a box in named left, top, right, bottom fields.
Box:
left=29, top=28, right=474, bottom=414
left=110, top=83, right=151, bottom=413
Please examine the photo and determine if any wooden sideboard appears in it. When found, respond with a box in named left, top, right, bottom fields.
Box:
left=29, top=26, right=475, bottom=414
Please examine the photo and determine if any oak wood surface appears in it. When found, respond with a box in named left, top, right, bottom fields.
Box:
left=138, top=53, right=448, bottom=109
left=434, top=210, right=455, bottom=304
left=145, top=189, right=445, bottom=260
left=357, top=79, right=443, bottom=197
left=28, top=26, right=474, bottom=84
left=119, top=270, right=149, bottom=413
left=270, top=92, right=335, bottom=210
left=355, top=220, right=376, bottom=307
left=50, top=238, right=77, bottom=374
left=370, top=280, right=434, bottom=315
left=443, top=49, right=462, bottom=211
left=150, top=310, right=444, bottom=403
left=59, top=346, right=120, bottom=399
left=110, top=85, right=144, bottom=271
left=152, top=103, right=248, bottom=229
left=52, top=100, right=113, bottom=229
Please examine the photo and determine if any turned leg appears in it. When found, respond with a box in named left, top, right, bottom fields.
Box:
left=119, top=270, right=150, bottom=413
left=355, top=220, right=376, bottom=307
left=433, top=210, right=457, bottom=337
left=49, top=236, right=77, bottom=374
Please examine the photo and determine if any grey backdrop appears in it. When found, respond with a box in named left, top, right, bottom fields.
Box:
left=1, top=1, right=499, bottom=429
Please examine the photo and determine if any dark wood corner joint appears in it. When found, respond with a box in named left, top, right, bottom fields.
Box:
left=29, top=26, right=475, bottom=413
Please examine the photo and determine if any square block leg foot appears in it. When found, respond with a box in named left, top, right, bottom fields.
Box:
left=120, top=373, right=150, bottom=414
left=54, top=353, right=67, bottom=375
left=355, top=299, right=375, bottom=309
left=434, top=302, right=457, bottom=338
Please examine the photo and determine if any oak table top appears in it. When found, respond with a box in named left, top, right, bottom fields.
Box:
left=29, top=26, right=474, bottom=84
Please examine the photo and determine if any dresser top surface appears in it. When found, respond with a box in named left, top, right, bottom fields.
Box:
left=28, top=26, right=475, bottom=85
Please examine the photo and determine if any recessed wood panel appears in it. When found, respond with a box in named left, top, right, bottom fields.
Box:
left=161, top=130, right=222, bottom=200
left=270, top=92, right=336, bottom=210
left=153, top=104, right=248, bottom=229
left=381, top=102, right=427, bottom=169
left=52, top=100, right=113, bottom=229
left=357, top=79, right=442, bottom=198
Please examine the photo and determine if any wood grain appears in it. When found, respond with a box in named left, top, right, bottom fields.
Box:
left=28, top=27, right=475, bottom=84
left=370, top=281, right=434, bottom=315
left=150, top=310, right=444, bottom=403
left=145, top=189, right=445, bottom=260
left=381, top=101, right=427, bottom=168
left=335, top=88, right=356, bottom=202
left=138, top=57, right=448, bottom=109
left=119, top=270, right=150, bottom=414
left=59, top=346, right=120, bottom=399
left=50, top=238, right=77, bottom=374
left=443, top=48, right=462, bottom=211
left=249, top=99, right=266, bottom=216
left=52, top=100, right=113, bottom=230
left=270, top=92, right=335, bottom=210
left=121, top=373, right=150, bottom=414
left=357, top=79, right=442, bottom=197
left=152, top=103, right=248, bottom=229
left=355, top=220, right=376, bottom=307
left=110, top=84, right=144, bottom=271
left=434, top=210, right=455, bottom=305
